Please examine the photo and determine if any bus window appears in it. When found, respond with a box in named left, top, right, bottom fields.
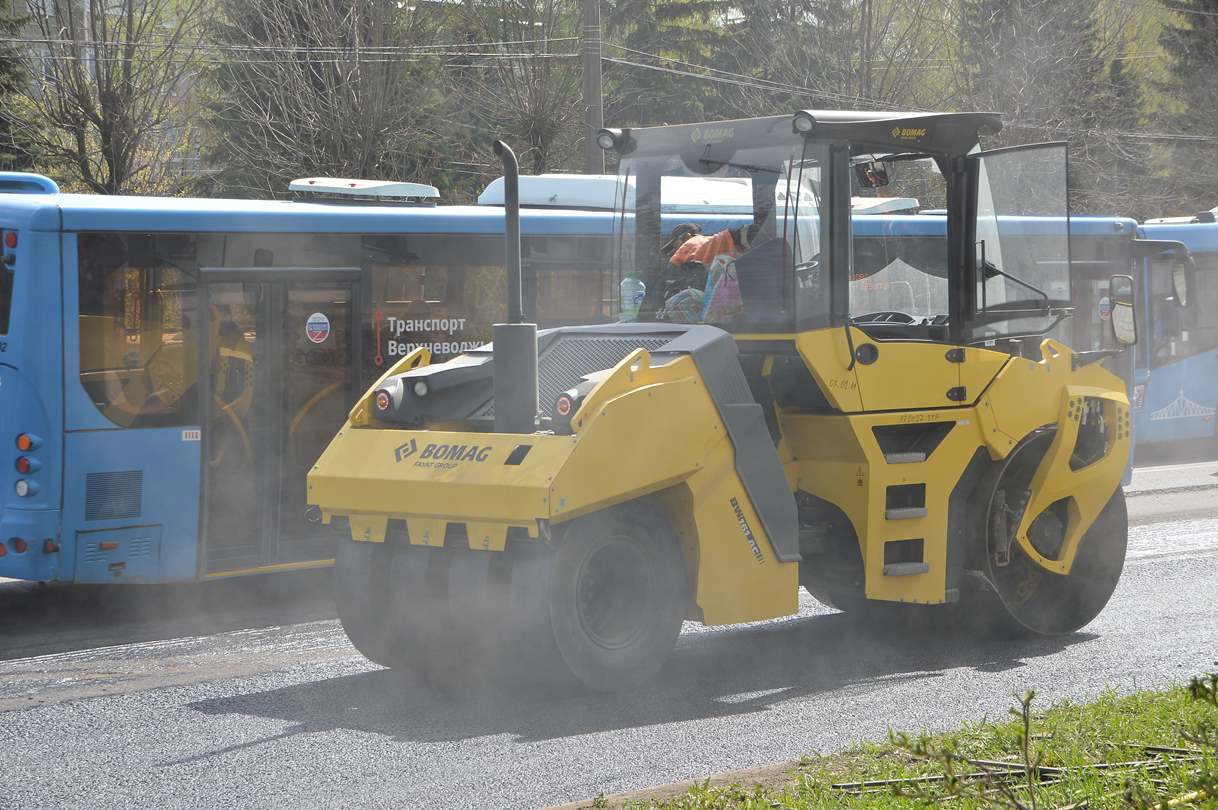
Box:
left=365, top=233, right=505, bottom=375
left=528, top=235, right=613, bottom=326
left=78, top=233, right=199, bottom=428
left=364, top=232, right=612, bottom=373
left=1151, top=256, right=1218, bottom=368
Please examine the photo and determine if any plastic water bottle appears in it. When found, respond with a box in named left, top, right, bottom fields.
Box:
left=620, top=274, right=646, bottom=322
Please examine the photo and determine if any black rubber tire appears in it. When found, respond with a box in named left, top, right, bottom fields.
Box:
left=982, top=487, right=1128, bottom=637
left=547, top=504, right=688, bottom=692
left=334, top=537, right=399, bottom=668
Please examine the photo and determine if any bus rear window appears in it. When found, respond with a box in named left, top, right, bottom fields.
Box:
left=0, top=265, right=11, bottom=334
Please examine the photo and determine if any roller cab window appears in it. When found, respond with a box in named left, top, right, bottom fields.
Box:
left=611, top=131, right=830, bottom=333
left=969, top=143, right=1073, bottom=343
left=848, top=152, right=950, bottom=339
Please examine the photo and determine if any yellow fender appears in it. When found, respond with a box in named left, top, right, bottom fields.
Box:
left=1013, top=388, right=1130, bottom=574
left=977, top=339, right=1131, bottom=575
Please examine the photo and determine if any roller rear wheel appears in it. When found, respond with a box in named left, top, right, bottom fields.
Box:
left=548, top=503, right=688, bottom=692
left=335, top=537, right=399, bottom=667
left=361, top=502, right=687, bottom=692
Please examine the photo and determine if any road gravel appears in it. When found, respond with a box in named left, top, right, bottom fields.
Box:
left=0, top=489, right=1215, bottom=809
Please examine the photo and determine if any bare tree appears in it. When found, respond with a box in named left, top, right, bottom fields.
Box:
left=22, top=0, right=207, bottom=194
left=204, top=0, right=450, bottom=198
left=950, top=0, right=1160, bottom=214
left=449, top=0, right=584, bottom=176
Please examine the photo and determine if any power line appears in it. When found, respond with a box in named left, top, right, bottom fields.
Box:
left=601, top=52, right=919, bottom=111
left=6, top=34, right=578, bottom=59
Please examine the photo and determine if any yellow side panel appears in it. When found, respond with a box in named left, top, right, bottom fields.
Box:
left=851, top=339, right=961, bottom=411
left=783, top=411, right=985, bottom=604
left=794, top=328, right=863, bottom=411
left=684, top=435, right=799, bottom=625
left=550, top=376, right=716, bottom=520
left=550, top=361, right=799, bottom=625
left=956, top=346, right=1010, bottom=403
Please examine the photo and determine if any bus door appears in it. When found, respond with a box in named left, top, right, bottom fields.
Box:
left=197, top=268, right=361, bottom=576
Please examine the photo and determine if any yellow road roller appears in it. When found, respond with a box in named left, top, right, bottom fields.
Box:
left=309, top=110, right=1140, bottom=691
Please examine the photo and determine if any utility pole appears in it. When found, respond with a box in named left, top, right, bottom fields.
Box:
left=582, top=0, right=604, bottom=174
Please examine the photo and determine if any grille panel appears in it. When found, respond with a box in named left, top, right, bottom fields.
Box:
left=537, top=335, right=671, bottom=412
left=473, top=334, right=672, bottom=418
left=85, top=470, right=143, bottom=521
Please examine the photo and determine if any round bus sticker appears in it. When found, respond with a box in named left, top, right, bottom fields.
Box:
left=306, top=312, right=331, bottom=344
left=1098, top=296, right=1112, bottom=321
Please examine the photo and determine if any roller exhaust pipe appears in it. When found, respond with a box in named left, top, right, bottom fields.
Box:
left=492, top=140, right=538, bottom=434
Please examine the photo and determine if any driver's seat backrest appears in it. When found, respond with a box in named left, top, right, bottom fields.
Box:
left=734, top=237, right=789, bottom=313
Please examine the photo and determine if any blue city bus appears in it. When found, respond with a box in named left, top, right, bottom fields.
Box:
left=1126, top=218, right=1218, bottom=455
left=0, top=172, right=619, bottom=584
left=0, top=168, right=1160, bottom=585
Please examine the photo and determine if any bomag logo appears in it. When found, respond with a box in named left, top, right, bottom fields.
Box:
left=691, top=125, right=735, bottom=144
left=890, top=126, right=928, bottom=140
left=394, top=438, right=418, bottom=462
left=394, top=437, right=493, bottom=467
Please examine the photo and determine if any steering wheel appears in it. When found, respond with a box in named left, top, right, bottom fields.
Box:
left=793, top=256, right=820, bottom=274
left=852, top=311, right=919, bottom=325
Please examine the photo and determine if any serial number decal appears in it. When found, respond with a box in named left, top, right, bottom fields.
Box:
left=898, top=413, right=940, bottom=423
left=827, top=377, right=858, bottom=391
left=729, top=496, right=765, bottom=564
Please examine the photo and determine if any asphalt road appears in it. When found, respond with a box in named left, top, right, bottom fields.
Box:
left=1, top=476, right=1217, bottom=809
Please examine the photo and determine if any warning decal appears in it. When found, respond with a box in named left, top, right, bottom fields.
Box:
left=306, top=312, right=331, bottom=344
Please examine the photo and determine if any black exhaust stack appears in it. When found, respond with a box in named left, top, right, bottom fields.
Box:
left=492, top=140, right=538, bottom=433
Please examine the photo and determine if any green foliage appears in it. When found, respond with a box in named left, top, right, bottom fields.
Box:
left=618, top=684, right=1218, bottom=809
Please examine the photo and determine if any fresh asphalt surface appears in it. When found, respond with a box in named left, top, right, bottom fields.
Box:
left=1, top=464, right=1216, bottom=809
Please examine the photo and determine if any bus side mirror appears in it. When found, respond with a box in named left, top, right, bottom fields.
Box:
left=1109, top=274, right=1137, bottom=346
left=1172, top=256, right=1193, bottom=308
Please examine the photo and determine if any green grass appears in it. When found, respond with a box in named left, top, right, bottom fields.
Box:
left=607, top=684, right=1218, bottom=809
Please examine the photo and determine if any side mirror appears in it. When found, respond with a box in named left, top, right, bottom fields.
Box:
left=853, top=159, right=889, bottom=189
left=1109, top=274, right=1137, bottom=346
left=1172, top=256, right=1193, bottom=308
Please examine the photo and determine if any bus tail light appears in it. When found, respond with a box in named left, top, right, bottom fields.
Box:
left=14, top=479, right=38, bottom=497
left=0, top=543, right=6, bottom=557
left=14, top=456, right=36, bottom=474
left=42, top=539, right=58, bottom=554
left=4, top=231, right=16, bottom=249
left=10, top=538, right=26, bottom=554
left=15, top=433, right=41, bottom=452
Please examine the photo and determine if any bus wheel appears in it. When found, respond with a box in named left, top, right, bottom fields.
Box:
left=980, top=436, right=1128, bottom=636
left=334, top=537, right=400, bottom=668
left=547, top=503, right=688, bottom=692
